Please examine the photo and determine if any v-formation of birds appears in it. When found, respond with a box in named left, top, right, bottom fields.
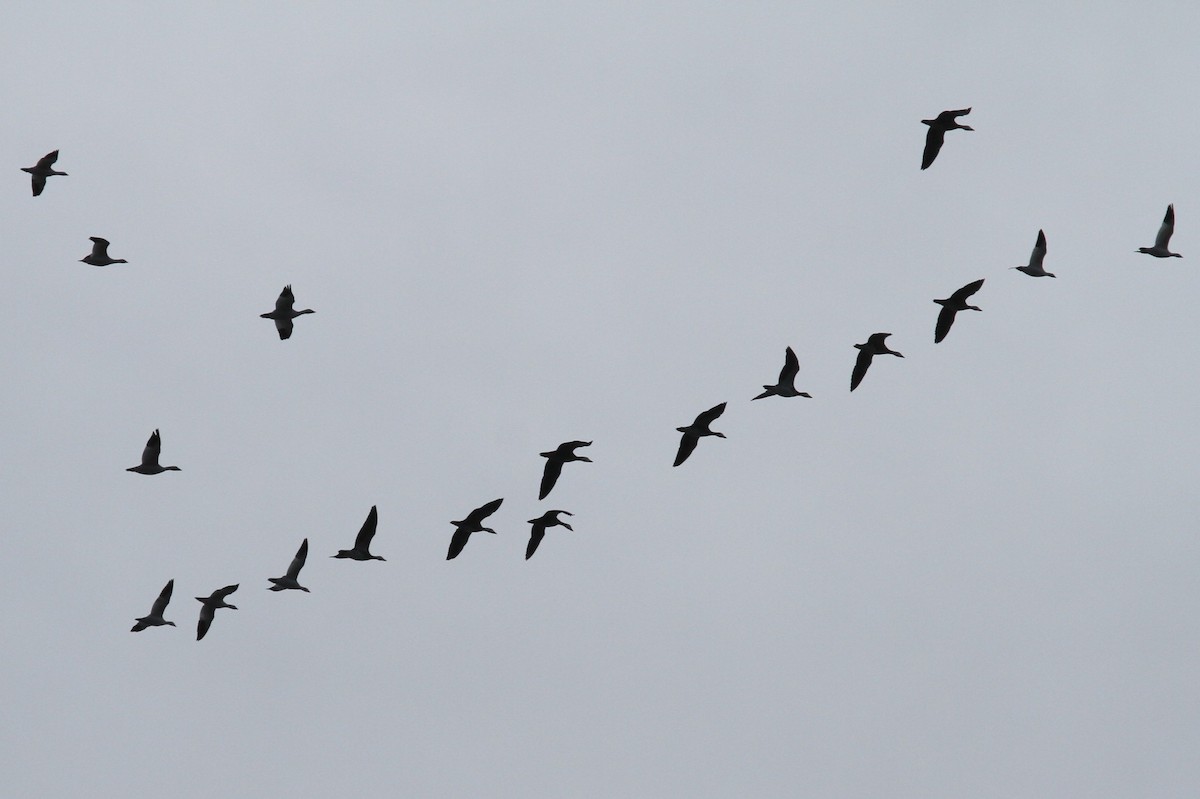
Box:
left=21, top=106, right=1184, bottom=640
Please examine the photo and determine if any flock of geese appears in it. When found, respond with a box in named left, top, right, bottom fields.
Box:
left=24, top=104, right=1185, bottom=641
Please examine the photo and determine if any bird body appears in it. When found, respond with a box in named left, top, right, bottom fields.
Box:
left=447, top=498, right=503, bottom=560
left=851, top=333, right=904, bottom=391
left=80, top=237, right=127, bottom=266
left=525, top=510, right=573, bottom=560
left=127, top=429, right=181, bottom=474
left=132, top=579, right=176, bottom=632
left=1138, top=204, right=1182, bottom=258
left=269, top=539, right=311, bottom=591
left=22, top=150, right=67, bottom=196
left=195, top=585, right=239, bottom=640
left=333, top=506, right=385, bottom=561
left=260, top=285, right=315, bottom=340
left=921, top=108, right=973, bottom=169
left=753, top=347, right=811, bottom=400
left=673, top=402, right=727, bottom=466
left=1013, top=230, right=1054, bottom=277
left=538, top=440, right=592, bottom=499
left=933, top=279, right=985, bottom=343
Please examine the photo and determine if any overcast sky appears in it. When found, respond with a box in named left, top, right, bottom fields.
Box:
left=3, top=3, right=1200, bottom=797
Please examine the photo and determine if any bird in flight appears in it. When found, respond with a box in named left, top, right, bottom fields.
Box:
left=127, top=429, right=181, bottom=475
left=1013, top=230, right=1055, bottom=277
left=673, top=402, right=727, bottom=467
left=332, top=506, right=385, bottom=561
left=22, top=150, right=67, bottom=196
left=851, top=333, right=904, bottom=391
left=131, top=579, right=176, bottom=632
left=538, top=440, right=592, bottom=499
left=195, top=585, right=239, bottom=641
left=269, top=539, right=311, bottom=592
left=80, top=237, right=127, bottom=267
left=525, top=510, right=574, bottom=560
left=1137, top=204, right=1182, bottom=258
left=933, top=279, right=985, bottom=343
left=753, top=347, right=811, bottom=400
left=447, top=498, right=504, bottom=560
left=920, top=108, right=973, bottom=170
left=260, top=285, right=315, bottom=340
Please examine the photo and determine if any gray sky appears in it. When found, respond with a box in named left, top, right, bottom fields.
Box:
left=3, top=3, right=1200, bottom=796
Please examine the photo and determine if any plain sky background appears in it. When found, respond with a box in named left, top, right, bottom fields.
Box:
left=3, top=3, right=1199, bottom=796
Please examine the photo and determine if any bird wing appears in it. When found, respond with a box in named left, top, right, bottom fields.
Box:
left=275, top=317, right=294, bottom=340
left=1155, top=205, right=1175, bottom=249
left=934, top=305, right=957, bottom=343
left=778, top=347, right=800, bottom=385
left=354, top=506, right=379, bottom=550
left=446, top=527, right=471, bottom=560
left=695, top=402, right=727, bottom=427
left=1030, top=230, right=1047, bottom=267
left=197, top=605, right=215, bottom=640
left=539, top=458, right=563, bottom=500
left=949, top=278, right=985, bottom=303
left=151, top=579, right=174, bottom=616
left=89, top=237, right=110, bottom=258
left=946, top=107, right=971, bottom=120
left=213, top=584, right=239, bottom=602
left=850, top=347, right=874, bottom=391
left=37, top=151, right=59, bottom=169
left=673, top=431, right=699, bottom=467
left=286, top=539, right=309, bottom=579
left=525, top=527, right=545, bottom=560
left=464, top=497, right=504, bottom=526
left=275, top=285, right=295, bottom=314
left=921, top=126, right=946, bottom=169
left=141, top=430, right=162, bottom=468
left=31, top=174, right=46, bottom=196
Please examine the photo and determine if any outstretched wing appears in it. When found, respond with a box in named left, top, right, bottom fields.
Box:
left=850, top=348, right=874, bottom=391
left=197, top=605, right=215, bottom=640
left=31, top=174, right=46, bottom=196
left=949, top=278, right=985, bottom=303
left=539, top=458, right=563, bottom=500
left=151, top=579, right=174, bottom=616
left=287, top=539, right=309, bottom=579
left=36, top=151, right=59, bottom=169
left=354, top=506, right=379, bottom=550
left=934, top=305, right=958, bottom=344
left=1155, top=204, right=1175, bottom=249
left=141, top=430, right=162, bottom=468
left=778, top=347, right=799, bottom=385
left=464, top=497, right=504, bottom=526
left=694, top=402, right=726, bottom=428
left=446, top=528, right=471, bottom=560
left=673, top=431, right=699, bottom=467
left=525, top=527, right=546, bottom=560
left=921, top=126, right=945, bottom=170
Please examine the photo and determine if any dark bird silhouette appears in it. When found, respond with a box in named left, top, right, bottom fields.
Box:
left=332, top=506, right=385, bottom=561
left=195, top=585, right=239, bottom=641
left=851, top=334, right=904, bottom=391
left=539, top=440, right=592, bottom=499
left=526, top=510, right=573, bottom=560
left=126, top=429, right=181, bottom=475
left=269, top=539, right=310, bottom=592
left=131, top=579, right=176, bottom=632
left=673, top=403, right=727, bottom=467
left=934, top=279, right=985, bottom=343
left=920, top=108, right=973, bottom=169
left=753, top=347, right=811, bottom=400
left=1138, top=204, right=1182, bottom=258
left=1013, top=230, right=1054, bottom=277
left=22, top=150, right=67, bottom=196
left=260, top=285, right=315, bottom=340
left=80, top=237, right=127, bottom=266
left=447, top=498, right=504, bottom=560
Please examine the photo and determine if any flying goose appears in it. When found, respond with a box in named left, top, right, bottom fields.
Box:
left=934, top=279, right=985, bottom=343
left=126, top=429, right=181, bottom=475
left=539, top=440, right=592, bottom=499
left=447, top=498, right=504, bottom=560
left=22, top=150, right=67, bottom=196
left=525, top=510, right=574, bottom=560
left=80, top=237, right=127, bottom=266
left=921, top=108, right=973, bottom=170
left=673, top=402, right=727, bottom=467
left=1138, top=204, right=1182, bottom=258
left=1013, top=230, right=1055, bottom=277
left=131, top=579, right=176, bottom=632
left=268, top=539, right=310, bottom=592
left=195, top=584, right=239, bottom=641
left=851, top=333, right=904, bottom=391
left=260, top=285, right=315, bottom=340
left=332, top=506, right=385, bottom=561
left=753, top=347, right=811, bottom=400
